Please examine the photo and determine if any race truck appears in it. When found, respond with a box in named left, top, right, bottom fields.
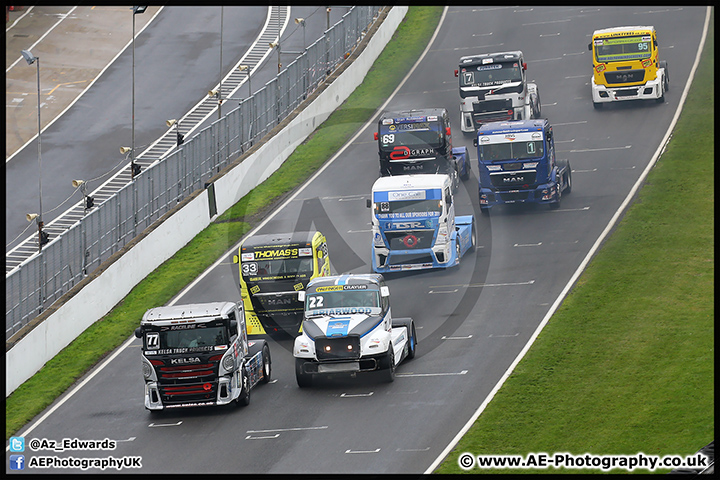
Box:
left=588, top=25, right=668, bottom=108
left=233, top=231, right=331, bottom=336
left=367, top=174, right=476, bottom=272
left=374, top=108, right=470, bottom=192
left=455, top=50, right=541, bottom=134
left=474, top=118, right=571, bottom=214
left=133, top=301, right=271, bottom=410
left=293, top=274, right=416, bottom=387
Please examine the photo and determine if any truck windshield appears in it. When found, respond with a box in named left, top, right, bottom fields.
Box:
left=460, top=62, right=522, bottom=87
left=594, top=36, right=653, bottom=63
left=480, top=140, right=544, bottom=162
left=242, top=257, right=314, bottom=279
left=306, top=290, right=380, bottom=311
left=379, top=122, right=443, bottom=149
left=154, top=326, right=228, bottom=350
left=375, top=199, right=442, bottom=216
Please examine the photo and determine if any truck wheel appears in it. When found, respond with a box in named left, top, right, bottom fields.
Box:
left=260, top=344, right=272, bottom=384
left=459, top=148, right=470, bottom=181
left=380, top=348, right=395, bottom=383
left=406, top=321, right=417, bottom=360
left=656, top=62, right=669, bottom=103
left=564, top=162, right=572, bottom=194
left=237, top=369, right=251, bottom=406
left=660, top=61, right=669, bottom=92
left=593, top=101, right=602, bottom=109
left=480, top=206, right=490, bottom=216
left=455, top=241, right=461, bottom=263
left=470, top=220, right=477, bottom=252
left=393, top=318, right=417, bottom=360
left=550, top=181, right=562, bottom=210
left=295, top=359, right=312, bottom=388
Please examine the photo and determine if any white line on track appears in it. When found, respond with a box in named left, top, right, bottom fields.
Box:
left=345, top=448, right=381, bottom=454
left=397, top=370, right=468, bottom=378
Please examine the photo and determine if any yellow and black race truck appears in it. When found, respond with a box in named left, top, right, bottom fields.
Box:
left=588, top=25, right=669, bottom=108
left=233, top=231, right=331, bottom=335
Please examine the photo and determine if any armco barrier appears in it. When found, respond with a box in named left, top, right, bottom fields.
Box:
left=5, top=6, right=408, bottom=396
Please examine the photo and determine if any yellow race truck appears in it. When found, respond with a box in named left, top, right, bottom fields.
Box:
left=588, top=26, right=669, bottom=108
left=233, top=231, right=331, bottom=336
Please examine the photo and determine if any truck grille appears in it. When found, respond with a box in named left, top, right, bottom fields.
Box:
left=604, top=69, right=646, bottom=85
left=473, top=98, right=513, bottom=113
left=489, top=171, right=537, bottom=188
left=388, top=252, right=435, bottom=266
left=156, top=361, right=220, bottom=405
left=499, top=191, right=530, bottom=202
left=385, top=230, right=434, bottom=250
left=316, top=336, right=361, bottom=361
left=614, top=88, right=639, bottom=97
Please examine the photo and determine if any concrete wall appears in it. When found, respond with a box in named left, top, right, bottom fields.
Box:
left=6, top=6, right=408, bottom=396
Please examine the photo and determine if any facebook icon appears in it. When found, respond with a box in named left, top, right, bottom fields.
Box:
left=9, top=454, right=25, bottom=470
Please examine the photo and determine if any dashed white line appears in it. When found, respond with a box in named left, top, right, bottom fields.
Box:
left=345, top=448, right=381, bottom=454
left=148, top=421, right=182, bottom=428
left=397, top=370, right=468, bottom=377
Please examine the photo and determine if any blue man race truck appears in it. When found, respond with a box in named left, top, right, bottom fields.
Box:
left=375, top=108, right=470, bottom=192
left=367, top=174, right=476, bottom=272
left=473, top=119, right=571, bottom=214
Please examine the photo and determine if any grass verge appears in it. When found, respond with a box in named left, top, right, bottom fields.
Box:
left=434, top=12, right=714, bottom=475
left=5, top=6, right=444, bottom=440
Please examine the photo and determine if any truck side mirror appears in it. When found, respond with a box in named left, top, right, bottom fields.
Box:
left=522, top=62, right=527, bottom=70
left=373, top=132, right=378, bottom=141
left=380, top=286, right=390, bottom=297
left=297, top=291, right=306, bottom=302
left=233, top=255, right=239, bottom=264
left=588, top=43, right=592, bottom=51
left=366, top=198, right=372, bottom=208
left=473, top=138, right=478, bottom=147
left=134, top=327, right=143, bottom=339
left=454, top=69, right=458, bottom=77
left=446, top=127, right=451, bottom=136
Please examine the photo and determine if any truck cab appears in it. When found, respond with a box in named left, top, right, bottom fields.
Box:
left=588, top=26, right=668, bottom=108
left=455, top=50, right=541, bottom=134
left=293, top=274, right=416, bottom=387
left=374, top=108, right=470, bottom=192
left=474, top=119, right=571, bottom=213
left=134, top=301, right=271, bottom=410
left=368, top=174, right=475, bottom=272
left=233, top=231, right=331, bottom=336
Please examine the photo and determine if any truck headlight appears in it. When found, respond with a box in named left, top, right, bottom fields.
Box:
left=220, top=352, right=234, bottom=375
left=373, top=228, right=386, bottom=248
left=141, top=356, right=157, bottom=381
left=436, top=225, right=449, bottom=245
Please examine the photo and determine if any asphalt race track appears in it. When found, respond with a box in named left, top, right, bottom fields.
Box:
left=6, top=6, right=708, bottom=474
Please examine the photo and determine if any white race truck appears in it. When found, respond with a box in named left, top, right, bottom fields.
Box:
left=368, top=174, right=476, bottom=272
left=293, top=274, right=416, bottom=387
left=455, top=50, right=541, bottom=135
left=134, top=301, right=271, bottom=410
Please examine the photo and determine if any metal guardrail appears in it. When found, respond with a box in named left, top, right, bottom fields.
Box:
left=6, top=6, right=384, bottom=340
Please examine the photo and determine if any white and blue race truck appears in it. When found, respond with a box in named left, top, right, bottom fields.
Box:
left=134, top=301, right=271, bottom=410
left=367, top=174, right=476, bottom=272
left=293, top=274, right=416, bottom=387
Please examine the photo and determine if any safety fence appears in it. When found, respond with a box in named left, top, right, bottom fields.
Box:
left=6, top=6, right=383, bottom=340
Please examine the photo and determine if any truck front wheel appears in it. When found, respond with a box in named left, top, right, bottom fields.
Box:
left=379, top=348, right=395, bottom=383
left=295, top=359, right=313, bottom=388
left=237, top=369, right=251, bottom=406
left=260, top=344, right=272, bottom=384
